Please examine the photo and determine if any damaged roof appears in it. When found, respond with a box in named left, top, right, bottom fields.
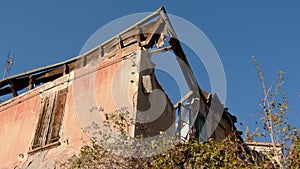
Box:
left=0, top=7, right=208, bottom=104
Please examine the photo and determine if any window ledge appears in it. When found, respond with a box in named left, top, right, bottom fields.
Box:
left=28, top=141, right=61, bottom=155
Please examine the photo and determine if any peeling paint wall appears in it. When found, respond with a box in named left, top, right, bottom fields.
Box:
left=0, top=43, right=176, bottom=168
left=0, top=73, right=90, bottom=168
left=0, top=89, right=41, bottom=168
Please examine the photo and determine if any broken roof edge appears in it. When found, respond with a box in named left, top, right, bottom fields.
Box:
left=0, top=6, right=215, bottom=120
left=0, top=6, right=174, bottom=86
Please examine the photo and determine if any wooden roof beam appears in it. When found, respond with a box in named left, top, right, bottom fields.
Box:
left=141, top=16, right=165, bottom=48
left=9, top=81, right=18, bottom=97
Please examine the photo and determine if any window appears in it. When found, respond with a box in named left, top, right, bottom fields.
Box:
left=31, top=88, right=68, bottom=152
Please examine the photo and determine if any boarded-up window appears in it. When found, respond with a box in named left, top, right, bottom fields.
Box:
left=31, top=88, right=68, bottom=151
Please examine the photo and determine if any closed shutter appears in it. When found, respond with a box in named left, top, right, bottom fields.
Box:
left=31, top=88, right=68, bottom=151
left=32, top=97, right=50, bottom=149
left=46, top=89, right=67, bottom=144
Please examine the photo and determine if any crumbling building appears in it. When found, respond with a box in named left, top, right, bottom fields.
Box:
left=0, top=7, right=240, bottom=168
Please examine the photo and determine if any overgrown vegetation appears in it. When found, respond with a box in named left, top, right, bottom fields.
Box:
left=61, top=57, right=300, bottom=168
left=61, top=137, right=274, bottom=169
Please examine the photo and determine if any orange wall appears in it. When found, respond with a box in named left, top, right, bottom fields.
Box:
left=0, top=45, right=149, bottom=168
left=0, top=90, right=41, bottom=167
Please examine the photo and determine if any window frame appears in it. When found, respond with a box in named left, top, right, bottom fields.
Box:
left=29, top=88, right=68, bottom=154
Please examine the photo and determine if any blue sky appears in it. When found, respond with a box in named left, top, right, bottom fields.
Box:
left=0, top=1, right=299, bottom=139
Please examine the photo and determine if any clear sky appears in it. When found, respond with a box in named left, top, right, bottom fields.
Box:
left=0, top=1, right=299, bottom=139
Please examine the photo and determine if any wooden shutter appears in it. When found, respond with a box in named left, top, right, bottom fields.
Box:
left=46, top=89, right=68, bottom=144
left=32, top=97, right=50, bottom=149
left=32, top=88, right=68, bottom=151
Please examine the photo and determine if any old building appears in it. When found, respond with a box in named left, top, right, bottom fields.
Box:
left=246, top=142, right=284, bottom=167
left=0, top=7, right=240, bottom=168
